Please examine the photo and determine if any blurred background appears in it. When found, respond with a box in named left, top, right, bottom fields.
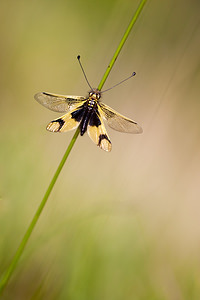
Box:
left=0, top=0, right=200, bottom=299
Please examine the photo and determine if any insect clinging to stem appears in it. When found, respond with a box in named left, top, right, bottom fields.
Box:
left=34, top=55, right=142, bottom=152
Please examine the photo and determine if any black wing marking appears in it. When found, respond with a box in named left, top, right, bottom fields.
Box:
left=34, top=92, right=86, bottom=113
left=99, top=103, right=143, bottom=134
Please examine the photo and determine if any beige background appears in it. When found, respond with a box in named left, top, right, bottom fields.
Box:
left=0, top=0, right=200, bottom=299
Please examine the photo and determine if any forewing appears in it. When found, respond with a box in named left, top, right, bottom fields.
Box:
left=46, top=107, right=81, bottom=132
left=99, top=103, right=142, bottom=134
left=34, top=92, right=85, bottom=113
left=87, top=113, right=112, bottom=152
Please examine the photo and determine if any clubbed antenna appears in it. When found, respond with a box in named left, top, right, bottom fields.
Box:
left=101, top=72, right=136, bottom=93
left=77, top=55, right=93, bottom=90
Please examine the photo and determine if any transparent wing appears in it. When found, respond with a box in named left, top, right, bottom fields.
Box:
left=99, top=102, right=143, bottom=134
left=34, top=92, right=86, bottom=113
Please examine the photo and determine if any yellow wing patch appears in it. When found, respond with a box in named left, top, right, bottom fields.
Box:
left=46, top=110, right=79, bottom=133
left=87, top=117, right=112, bottom=152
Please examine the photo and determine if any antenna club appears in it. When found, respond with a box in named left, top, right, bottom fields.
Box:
left=77, top=55, right=80, bottom=60
left=132, top=72, right=136, bottom=76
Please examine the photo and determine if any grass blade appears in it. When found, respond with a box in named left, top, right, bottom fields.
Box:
left=0, top=0, right=147, bottom=294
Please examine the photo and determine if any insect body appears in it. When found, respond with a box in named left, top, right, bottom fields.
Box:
left=34, top=88, right=142, bottom=152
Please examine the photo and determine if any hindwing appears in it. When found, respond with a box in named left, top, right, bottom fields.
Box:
left=87, top=111, right=112, bottom=152
left=46, top=105, right=84, bottom=132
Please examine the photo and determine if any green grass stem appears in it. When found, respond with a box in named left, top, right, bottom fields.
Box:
left=0, top=0, right=147, bottom=295
left=98, top=0, right=147, bottom=91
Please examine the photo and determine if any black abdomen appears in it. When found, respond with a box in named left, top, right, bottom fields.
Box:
left=71, top=101, right=101, bottom=136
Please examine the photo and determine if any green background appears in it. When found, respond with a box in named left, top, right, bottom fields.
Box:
left=1, top=0, right=200, bottom=299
